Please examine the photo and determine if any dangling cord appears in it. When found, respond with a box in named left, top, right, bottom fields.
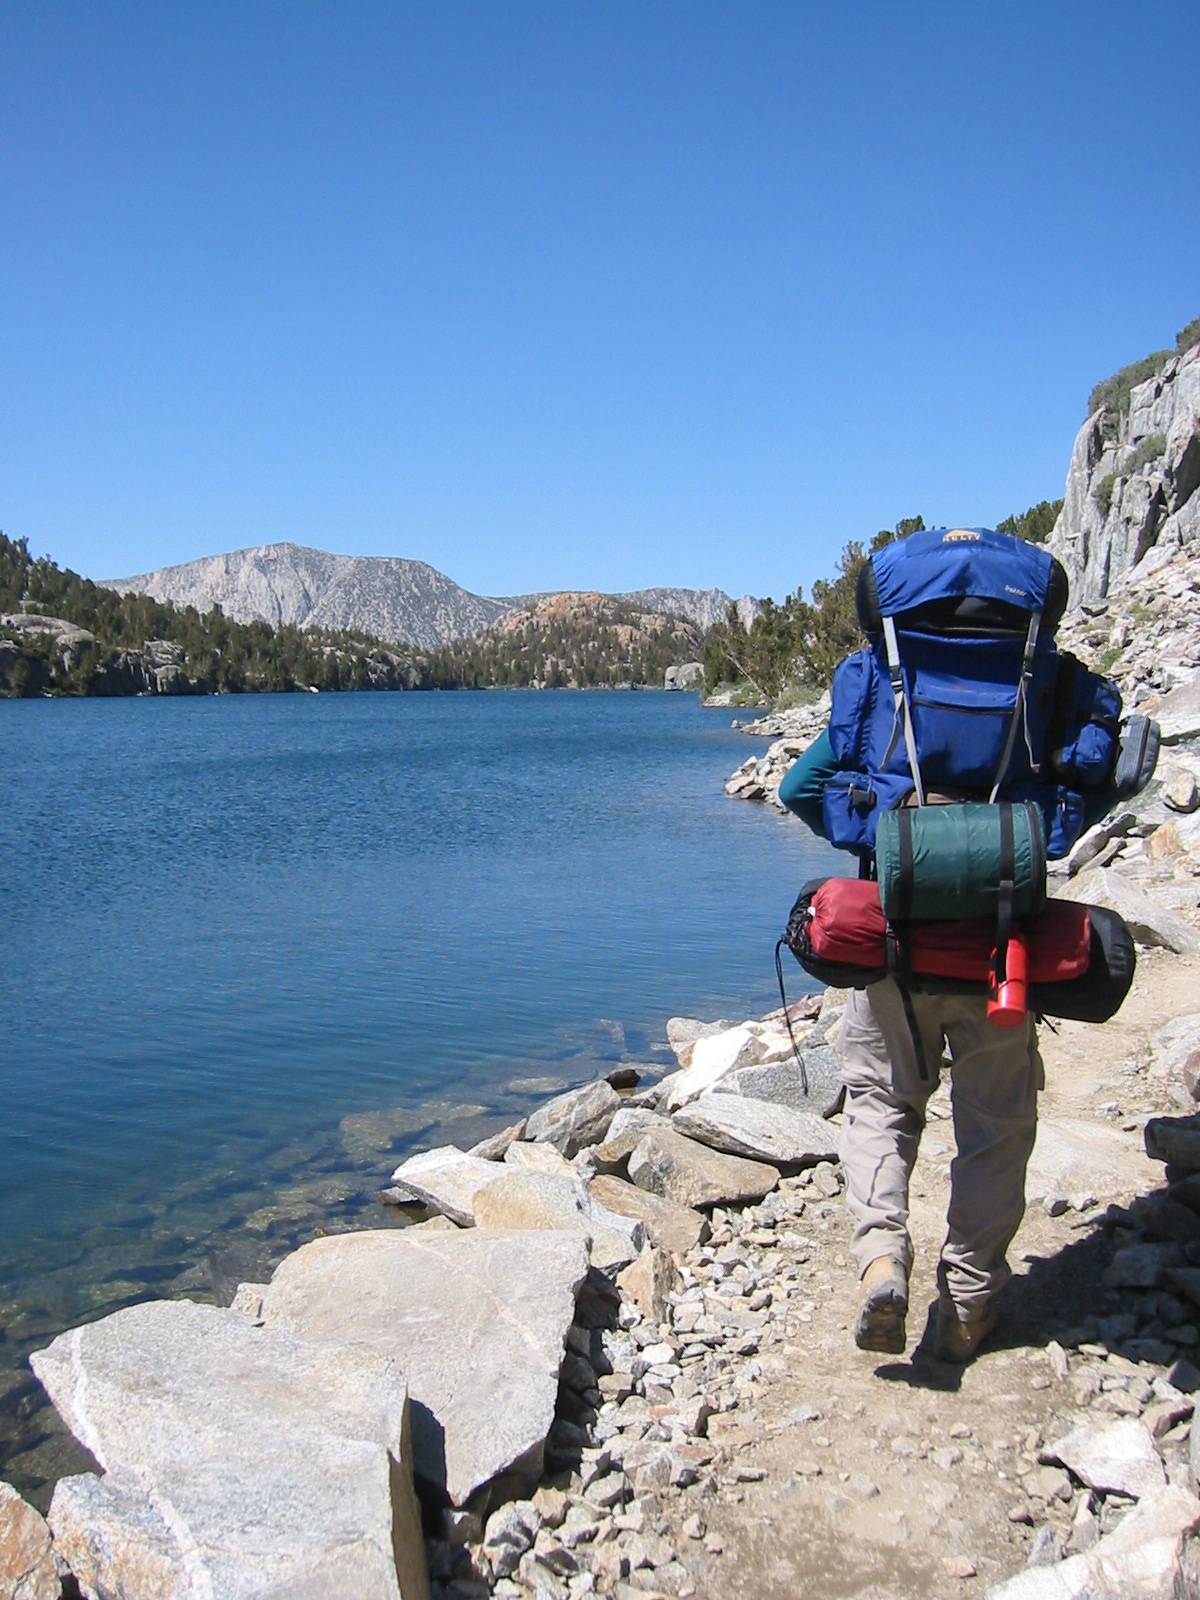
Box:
left=774, top=939, right=810, bottom=1096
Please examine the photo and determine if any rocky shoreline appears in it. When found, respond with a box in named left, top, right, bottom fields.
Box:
left=8, top=912, right=1200, bottom=1598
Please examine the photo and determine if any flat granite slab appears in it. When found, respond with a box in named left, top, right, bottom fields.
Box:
left=32, top=1298, right=428, bottom=1600
left=260, top=1226, right=590, bottom=1507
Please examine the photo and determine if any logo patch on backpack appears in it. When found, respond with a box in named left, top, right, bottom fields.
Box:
left=943, top=529, right=980, bottom=543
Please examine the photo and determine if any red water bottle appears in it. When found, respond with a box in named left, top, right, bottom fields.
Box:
left=988, top=931, right=1029, bottom=1028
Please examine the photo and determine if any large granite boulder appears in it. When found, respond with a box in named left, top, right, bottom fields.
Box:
left=471, top=1169, right=644, bottom=1272
left=1057, top=865, right=1199, bottom=953
left=31, top=1299, right=428, bottom=1600
left=1146, top=1113, right=1200, bottom=1173
left=1153, top=674, right=1200, bottom=746
left=673, top=1092, right=839, bottom=1167
left=659, top=1025, right=766, bottom=1111
left=386, top=1146, right=506, bottom=1224
left=260, top=1228, right=588, bottom=1507
left=588, top=1174, right=709, bottom=1253
left=523, top=1080, right=621, bottom=1156
left=712, top=1045, right=843, bottom=1119
left=986, top=1484, right=1200, bottom=1599
left=1026, top=1115, right=1153, bottom=1206
left=0, top=1481, right=58, bottom=1600
left=665, top=1017, right=739, bottom=1070
left=627, top=1126, right=779, bottom=1208
left=590, top=1108, right=672, bottom=1174
left=1040, top=1417, right=1166, bottom=1500
left=503, top=1140, right=577, bottom=1179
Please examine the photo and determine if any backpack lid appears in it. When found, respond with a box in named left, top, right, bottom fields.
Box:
left=856, top=528, right=1069, bottom=637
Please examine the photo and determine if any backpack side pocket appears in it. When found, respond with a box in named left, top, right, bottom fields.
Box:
left=1047, top=656, right=1122, bottom=789
left=822, top=769, right=915, bottom=855
left=827, top=648, right=875, bottom=766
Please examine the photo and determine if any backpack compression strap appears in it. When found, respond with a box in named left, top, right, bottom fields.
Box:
left=880, top=615, right=927, bottom=806
left=988, top=610, right=1043, bottom=801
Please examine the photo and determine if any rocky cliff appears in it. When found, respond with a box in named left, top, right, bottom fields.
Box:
left=1049, top=335, right=1200, bottom=602
left=618, top=587, right=759, bottom=632
left=106, top=543, right=750, bottom=650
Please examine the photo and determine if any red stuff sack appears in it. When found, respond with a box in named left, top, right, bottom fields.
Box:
left=782, top=877, right=1131, bottom=1022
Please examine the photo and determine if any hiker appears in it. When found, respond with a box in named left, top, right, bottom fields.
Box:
left=777, top=527, right=1147, bottom=1363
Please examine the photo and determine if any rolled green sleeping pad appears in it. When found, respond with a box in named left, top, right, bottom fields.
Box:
left=875, top=801, right=1047, bottom=924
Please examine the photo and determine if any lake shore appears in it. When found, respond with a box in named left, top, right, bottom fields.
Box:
left=11, top=857, right=1200, bottom=1599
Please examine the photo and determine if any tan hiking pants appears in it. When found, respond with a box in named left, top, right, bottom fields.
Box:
left=839, top=978, right=1043, bottom=1316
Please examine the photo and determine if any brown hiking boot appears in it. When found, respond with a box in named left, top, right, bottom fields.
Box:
left=935, top=1298, right=998, bottom=1364
left=854, top=1257, right=909, bottom=1354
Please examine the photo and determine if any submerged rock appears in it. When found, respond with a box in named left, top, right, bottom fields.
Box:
left=340, top=1101, right=484, bottom=1164
left=31, top=1299, right=429, bottom=1600
left=260, top=1227, right=589, bottom=1507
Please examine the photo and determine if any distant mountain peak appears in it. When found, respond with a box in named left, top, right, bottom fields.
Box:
left=104, top=543, right=511, bottom=649
left=104, top=542, right=752, bottom=648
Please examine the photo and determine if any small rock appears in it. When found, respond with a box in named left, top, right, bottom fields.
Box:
left=1025, top=1525, right=1064, bottom=1568
left=607, top=1068, right=642, bottom=1090
left=484, top=1503, right=539, bottom=1577
left=468, top=1120, right=527, bottom=1160
left=618, top=1249, right=682, bottom=1324
left=1166, top=773, right=1200, bottom=814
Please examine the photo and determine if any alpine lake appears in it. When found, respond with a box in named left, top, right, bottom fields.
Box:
left=0, top=688, right=832, bottom=1500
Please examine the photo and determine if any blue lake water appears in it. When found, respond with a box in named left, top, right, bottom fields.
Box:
left=0, top=689, right=832, bottom=1494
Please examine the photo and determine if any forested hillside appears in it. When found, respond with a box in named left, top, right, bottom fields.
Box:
left=701, top=504, right=1065, bottom=702
left=0, top=535, right=426, bottom=696
left=0, top=536, right=704, bottom=697
left=425, top=592, right=702, bottom=688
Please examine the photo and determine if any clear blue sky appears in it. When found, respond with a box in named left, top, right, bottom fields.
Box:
left=2, top=1, right=1197, bottom=602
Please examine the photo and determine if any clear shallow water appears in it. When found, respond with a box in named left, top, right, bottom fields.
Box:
left=0, top=689, right=832, bottom=1494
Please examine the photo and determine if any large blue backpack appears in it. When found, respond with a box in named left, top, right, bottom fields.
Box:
left=823, top=527, right=1121, bottom=859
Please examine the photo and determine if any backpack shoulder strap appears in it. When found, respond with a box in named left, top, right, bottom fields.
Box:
left=988, top=610, right=1043, bottom=801
left=880, top=615, right=926, bottom=806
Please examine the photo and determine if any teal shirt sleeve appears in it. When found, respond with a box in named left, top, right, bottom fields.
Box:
left=777, top=728, right=839, bottom=838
